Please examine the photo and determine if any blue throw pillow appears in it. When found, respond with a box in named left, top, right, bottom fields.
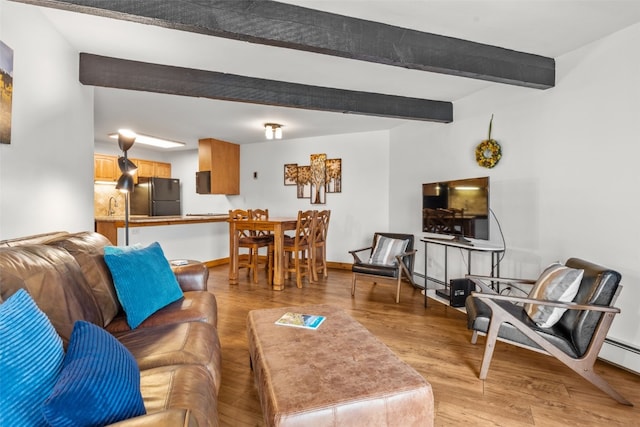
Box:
left=103, top=242, right=184, bottom=329
left=42, top=320, right=146, bottom=426
left=0, top=289, right=64, bottom=427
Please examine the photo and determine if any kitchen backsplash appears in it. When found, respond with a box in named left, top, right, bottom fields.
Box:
left=94, top=183, right=126, bottom=217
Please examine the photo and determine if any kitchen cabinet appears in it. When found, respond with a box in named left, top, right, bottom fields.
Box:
left=94, top=154, right=118, bottom=181
left=198, top=138, right=239, bottom=195
left=131, top=159, right=172, bottom=178
left=155, top=162, right=172, bottom=178
left=134, top=159, right=155, bottom=177
left=95, top=154, right=172, bottom=182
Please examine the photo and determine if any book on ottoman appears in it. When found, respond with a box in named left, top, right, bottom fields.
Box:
left=275, top=312, right=326, bottom=330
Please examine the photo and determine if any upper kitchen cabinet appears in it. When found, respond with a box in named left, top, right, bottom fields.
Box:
left=134, top=159, right=155, bottom=177
left=94, top=154, right=118, bottom=181
left=154, top=162, right=172, bottom=178
left=95, top=154, right=172, bottom=182
left=130, top=159, right=172, bottom=179
left=198, top=138, right=239, bottom=195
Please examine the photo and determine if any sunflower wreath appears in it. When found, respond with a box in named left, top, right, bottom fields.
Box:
left=475, top=114, right=502, bottom=169
left=475, top=139, right=502, bottom=168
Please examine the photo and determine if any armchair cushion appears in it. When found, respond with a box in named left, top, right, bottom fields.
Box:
left=368, top=235, right=409, bottom=266
left=104, top=242, right=183, bottom=329
left=524, top=263, right=583, bottom=328
left=352, top=263, right=400, bottom=278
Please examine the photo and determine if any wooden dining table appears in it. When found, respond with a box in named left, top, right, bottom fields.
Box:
left=228, top=217, right=298, bottom=290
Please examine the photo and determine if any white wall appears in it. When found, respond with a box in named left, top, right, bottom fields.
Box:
left=390, top=23, right=640, bottom=372
left=0, top=1, right=95, bottom=238
left=240, top=130, right=391, bottom=263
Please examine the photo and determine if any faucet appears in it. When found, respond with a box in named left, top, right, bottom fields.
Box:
left=108, top=196, right=118, bottom=216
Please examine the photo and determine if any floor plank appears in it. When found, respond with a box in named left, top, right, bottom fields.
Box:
left=207, top=266, right=640, bottom=426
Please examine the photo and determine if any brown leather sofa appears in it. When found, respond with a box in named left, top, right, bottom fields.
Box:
left=0, top=231, right=221, bottom=427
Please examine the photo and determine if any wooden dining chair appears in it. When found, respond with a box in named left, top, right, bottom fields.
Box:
left=283, top=210, right=317, bottom=288
left=248, top=208, right=275, bottom=283
left=229, top=209, right=272, bottom=284
left=311, top=210, right=331, bottom=282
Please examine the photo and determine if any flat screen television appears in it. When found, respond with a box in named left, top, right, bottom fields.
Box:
left=422, top=177, right=489, bottom=241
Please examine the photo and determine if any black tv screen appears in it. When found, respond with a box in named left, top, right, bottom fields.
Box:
left=422, top=177, right=489, bottom=240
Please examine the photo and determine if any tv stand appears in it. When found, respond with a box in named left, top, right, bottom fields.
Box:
left=421, top=237, right=504, bottom=307
left=450, top=234, right=474, bottom=246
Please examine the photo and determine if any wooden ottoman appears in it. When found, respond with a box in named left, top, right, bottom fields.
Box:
left=247, top=304, right=434, bottom=427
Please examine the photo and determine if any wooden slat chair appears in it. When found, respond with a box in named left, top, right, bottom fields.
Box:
left=229, top=209, right=272, bottom=284
left=311, top=209, right=331, bottom=282
left=248, top=208, right=275, bottom=284
left=283, top=210, right=316, bottom=288
left=465, top=258, right=632, bottom=406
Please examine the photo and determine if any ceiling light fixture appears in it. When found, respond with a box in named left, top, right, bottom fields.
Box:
left=109, top=132, right=185, bottom=149
left=264, top=123, right=283, bottom=140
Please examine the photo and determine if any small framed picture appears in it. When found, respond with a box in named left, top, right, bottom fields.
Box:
left=284, top=163, right=298, bottom=185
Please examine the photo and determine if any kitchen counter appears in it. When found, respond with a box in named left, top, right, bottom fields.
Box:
left=95, top=214, right=229, bottom=245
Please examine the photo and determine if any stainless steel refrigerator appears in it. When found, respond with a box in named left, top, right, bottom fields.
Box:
left=131, top=177, right=181, bottom=216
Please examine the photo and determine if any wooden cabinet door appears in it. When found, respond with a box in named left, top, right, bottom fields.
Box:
left=155, top=162, right=172, bottom=178
left=198, top=138, right=239, bottom=194
left=94, top=154, right=118, bottom=181
left=136, top=159, right=156, bottom=177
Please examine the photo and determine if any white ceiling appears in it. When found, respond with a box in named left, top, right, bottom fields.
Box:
left=35, top=0, right=640, bottom=150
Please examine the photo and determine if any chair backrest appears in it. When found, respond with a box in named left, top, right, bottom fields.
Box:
left=372, top=232, right=415, bottom=273
left=293, top=210, right=317, bottom=247
left=249, top=209, right=269, bottom=220
left=313, top=210, right=331, bottom=245
left=229, top=209, right=249, bottom=220
left=229, top=209, right=251, bottom=238
left=249, top=209, right=270, bottom=237
left=561, top=258, right=622, bottom=356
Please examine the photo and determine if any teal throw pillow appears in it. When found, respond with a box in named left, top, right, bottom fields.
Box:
left=104, top=242, right=183, bottom=329
left=42, top=320, right=146, bottom=426
left=0, top=289, right=64, bottom=427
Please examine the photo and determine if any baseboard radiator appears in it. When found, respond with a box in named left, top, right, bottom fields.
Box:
left=605, top=338, right=640, bottom=355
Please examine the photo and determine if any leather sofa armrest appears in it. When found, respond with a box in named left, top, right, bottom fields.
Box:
left=170, top=260, right=209, bottom=292
left=108, top=409, right=199, bottom=427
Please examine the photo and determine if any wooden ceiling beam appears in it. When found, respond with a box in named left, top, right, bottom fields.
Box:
left=79, top=53, right=453, bottom=123
left=14, top=0, right=555, bottom=89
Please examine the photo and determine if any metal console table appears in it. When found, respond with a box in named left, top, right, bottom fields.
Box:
left=421, top=237, right=505, bottom=307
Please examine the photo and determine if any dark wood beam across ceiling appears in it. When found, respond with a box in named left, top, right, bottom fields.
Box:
left=79, top=53, right=453, bottom=123
left=15, top=0, right=555, bottom=89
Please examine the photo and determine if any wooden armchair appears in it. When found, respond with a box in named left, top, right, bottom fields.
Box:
left=349, top=232, right=417, bottom=303
left=465, top=258, right=632, bottom=405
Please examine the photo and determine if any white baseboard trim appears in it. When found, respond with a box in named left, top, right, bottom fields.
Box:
left=599, top=339, right=640, bottom=375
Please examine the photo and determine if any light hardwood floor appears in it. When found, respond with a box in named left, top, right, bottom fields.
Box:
left=206, top=265, right=640, bottom=426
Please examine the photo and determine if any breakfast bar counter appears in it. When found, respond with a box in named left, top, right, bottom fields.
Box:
left=95, top=214, right=229, bottom=247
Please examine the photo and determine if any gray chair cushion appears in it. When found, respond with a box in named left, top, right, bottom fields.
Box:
left=465, top=296, right=580, bottom=357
